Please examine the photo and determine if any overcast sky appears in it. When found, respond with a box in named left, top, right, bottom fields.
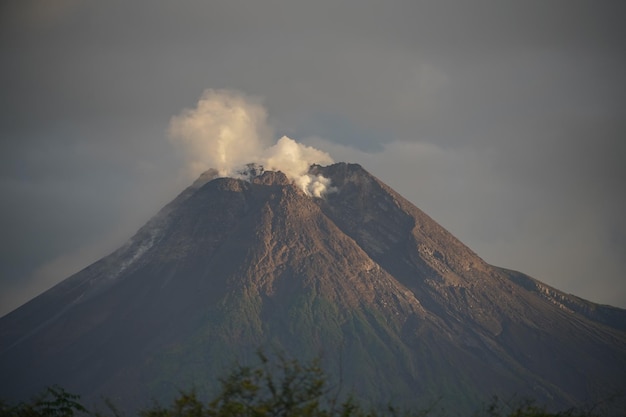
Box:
left=1, top=0, right=625, bottom=316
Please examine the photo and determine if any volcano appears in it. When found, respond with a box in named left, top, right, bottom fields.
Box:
left=1, top=163, right=625, bottom=413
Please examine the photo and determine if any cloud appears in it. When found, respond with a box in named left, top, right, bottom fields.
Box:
left=1, top=0, right=624, bottom=317
left=169, top=89, right=334, bottom=197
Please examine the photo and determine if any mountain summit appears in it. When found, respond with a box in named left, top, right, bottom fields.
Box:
left=1, top=163, right=625, bottom=413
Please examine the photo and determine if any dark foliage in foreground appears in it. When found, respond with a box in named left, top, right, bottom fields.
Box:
left=1, top=354, right=620, bottom=417
left=0, top=386, right=87, bottom=417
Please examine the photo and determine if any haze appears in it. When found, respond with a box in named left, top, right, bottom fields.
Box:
left=1, top=0, right=625, bottom=316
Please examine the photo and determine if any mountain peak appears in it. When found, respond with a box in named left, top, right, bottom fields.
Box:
left=251, top=170, right=291, bottom=187
left=1, top=162, right=625, bottom=414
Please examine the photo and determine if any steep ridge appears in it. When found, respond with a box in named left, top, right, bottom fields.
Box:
left=1, top=163, right=625, bottom=414
left=312, top=163, right=626, bottom=405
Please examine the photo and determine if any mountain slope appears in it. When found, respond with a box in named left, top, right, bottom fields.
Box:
left=1, top=163, right=625, bottom=414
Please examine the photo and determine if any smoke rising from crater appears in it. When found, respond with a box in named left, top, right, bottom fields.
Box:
left=169, top=89, right=334, bottom=197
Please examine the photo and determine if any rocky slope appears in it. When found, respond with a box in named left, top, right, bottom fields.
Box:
left=1, top=163, right=625, bottom=414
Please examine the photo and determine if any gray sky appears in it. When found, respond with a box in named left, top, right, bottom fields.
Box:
left=1, top=0, right=625, bottom=316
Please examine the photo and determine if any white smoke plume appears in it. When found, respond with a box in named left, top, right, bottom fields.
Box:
left=169, top=89, right=334, bottom=197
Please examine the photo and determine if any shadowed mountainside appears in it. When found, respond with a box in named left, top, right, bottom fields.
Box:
left=1, top=163, right=625, bottom=414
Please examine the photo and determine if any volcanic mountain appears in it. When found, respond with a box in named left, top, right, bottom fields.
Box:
left=1, top=163, right=625, bottom=413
